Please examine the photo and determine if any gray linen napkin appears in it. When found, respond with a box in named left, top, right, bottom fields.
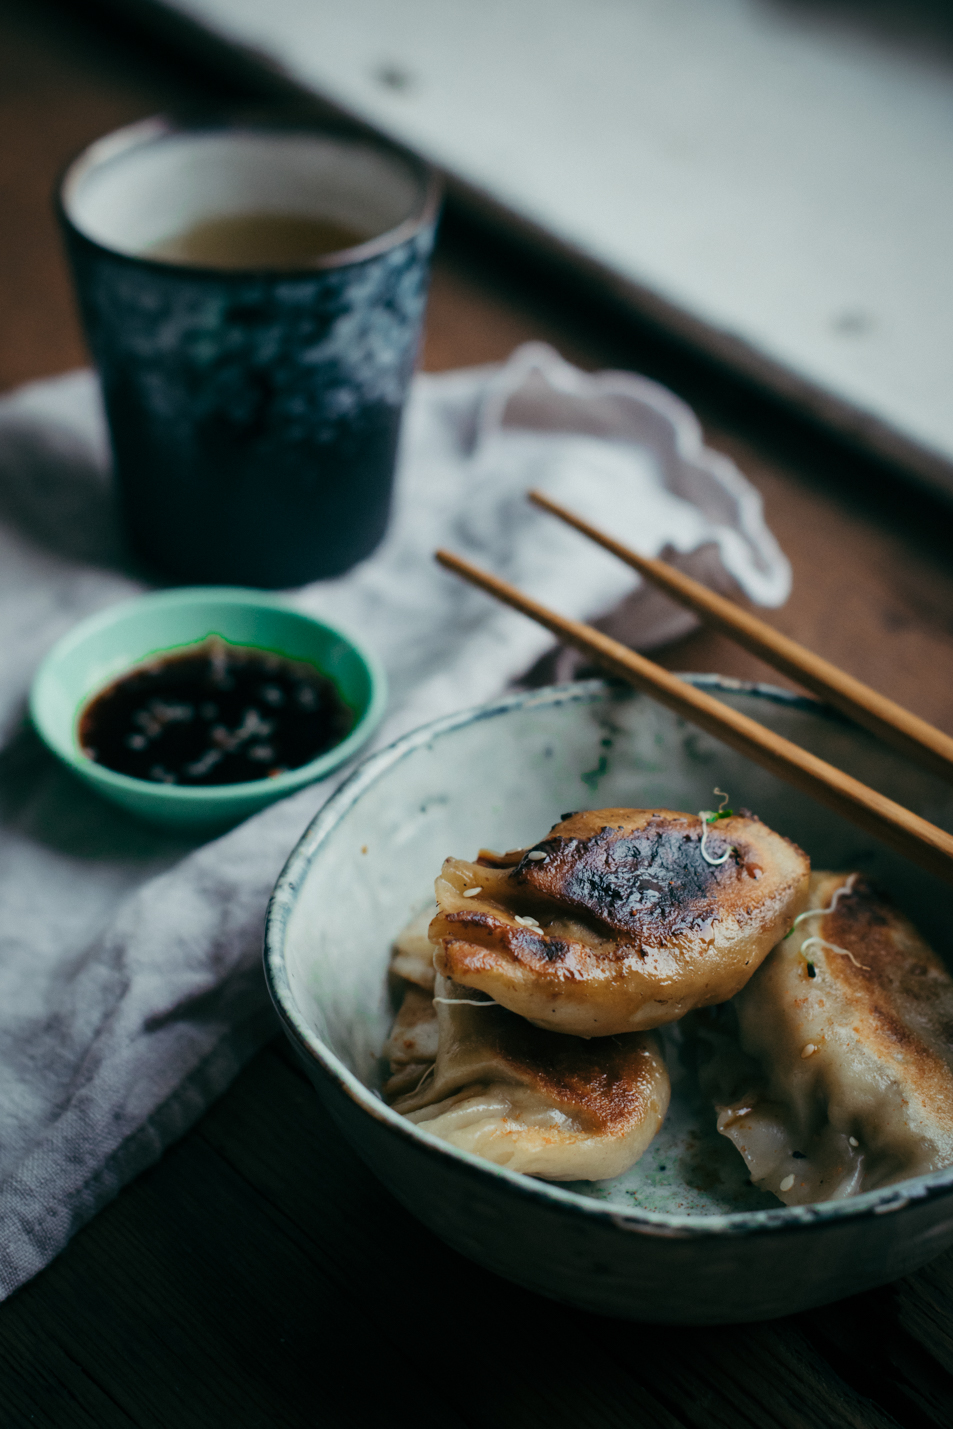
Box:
left=0, top=341, right=789, bottom=1296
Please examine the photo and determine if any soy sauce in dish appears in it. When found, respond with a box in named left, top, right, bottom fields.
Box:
left=79, top=640, right=354, bottom=786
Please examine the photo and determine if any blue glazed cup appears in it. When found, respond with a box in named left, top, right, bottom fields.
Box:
left=58, top=119, right=441, bottom=589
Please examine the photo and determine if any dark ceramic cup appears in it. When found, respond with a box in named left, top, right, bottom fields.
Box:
left=59, top=119, right=441, bottom=588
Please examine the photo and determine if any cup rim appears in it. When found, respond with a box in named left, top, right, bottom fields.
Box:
left=57, top=115, right=443, bottom=278
left=29, top=585, right=389, bottom=807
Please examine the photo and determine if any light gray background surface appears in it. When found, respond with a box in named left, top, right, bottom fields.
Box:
left=138, top=0, right=953, bottom=492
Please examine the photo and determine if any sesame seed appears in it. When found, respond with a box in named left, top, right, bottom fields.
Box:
left=780, top=1174, right=795, bottom=1192
left=526, top=850, right=547, bottom=861
left=515, top=915, right=541, bottom=928
left=801, top=1043, right=817, bottom=1058
left=462, top=887, right=482, bottom=898
left=849, top=1136, right=859, bottom=1148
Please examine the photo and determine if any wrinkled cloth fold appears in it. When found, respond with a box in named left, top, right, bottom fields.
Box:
left=0, top=341, right=789, bottom=1296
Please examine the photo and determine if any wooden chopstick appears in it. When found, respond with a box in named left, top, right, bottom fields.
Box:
left=528, top=488, right=953, bottom=786
left=435, top=547, right=953, bottom=886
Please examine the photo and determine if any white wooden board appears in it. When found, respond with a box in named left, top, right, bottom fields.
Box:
left=132, top=0, right=953, bottom=492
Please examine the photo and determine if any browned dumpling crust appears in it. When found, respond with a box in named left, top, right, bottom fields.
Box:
left=430, top=808, right=809, bottom=1036
left=695, top=871, right=953, bottom=1205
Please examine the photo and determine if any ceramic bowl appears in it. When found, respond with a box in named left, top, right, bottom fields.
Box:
left=30, top=586, right=386, bottom=830
left=265, top=677, right=953, bottom=1323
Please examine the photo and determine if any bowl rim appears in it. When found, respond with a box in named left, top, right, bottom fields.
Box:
left=264, top=675, right=953, bottom=1239
left=29, top=585, right=388, bottom=805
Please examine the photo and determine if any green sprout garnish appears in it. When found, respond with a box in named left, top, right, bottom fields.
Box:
left=702, top=788, right=734, bottom=822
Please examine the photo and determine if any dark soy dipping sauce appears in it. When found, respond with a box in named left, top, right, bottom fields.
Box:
left=79, top=640, right=354, bottom=786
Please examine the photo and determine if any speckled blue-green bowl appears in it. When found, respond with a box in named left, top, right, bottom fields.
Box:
left=30, top=586, right=386, bottom=830
left=265, top=677, right=953, bottom=1323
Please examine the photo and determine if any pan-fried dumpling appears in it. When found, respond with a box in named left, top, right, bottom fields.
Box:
left=693, top=871, right=953, bottom=1205
left=381, top=984, right=440, bottom=1099
left=389, top=905, right=436, bottom=991
left=430, top=808, right=809, bottom=1037
left=389, top=976, right=670, bottom=1180
left=381, top=908, right=439, bottom=1099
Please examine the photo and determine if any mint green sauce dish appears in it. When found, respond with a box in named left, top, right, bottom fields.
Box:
left=30, top=587, right=386, bottom=830
left=265, top=678, right=953, bottom=1323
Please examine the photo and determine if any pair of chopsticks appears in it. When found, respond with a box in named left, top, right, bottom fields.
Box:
left=436, top=491, right=953, bottom=887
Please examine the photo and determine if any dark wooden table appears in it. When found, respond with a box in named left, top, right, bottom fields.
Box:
left=4, top=4, right=953, bottom=1424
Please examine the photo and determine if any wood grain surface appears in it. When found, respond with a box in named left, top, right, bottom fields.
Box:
left=3, top=2, right=953, bottom=1425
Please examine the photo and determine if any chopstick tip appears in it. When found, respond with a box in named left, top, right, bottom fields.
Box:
left=435, top=547, right=466, bottom=574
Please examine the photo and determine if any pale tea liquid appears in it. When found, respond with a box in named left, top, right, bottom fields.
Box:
left=145, top=212, right=371, bottom=269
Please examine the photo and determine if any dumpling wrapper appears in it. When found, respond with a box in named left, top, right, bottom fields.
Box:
left=430, top=808, right=809, bottom=1037
left=381, top=983, right=441, bottom=1099
left=389, top=905, right=436, bottom=991
left=380, top=908, right=438, bottom=1099
left=390, top=976, right=670, bottom=1181
left=693, top=871, right=953, bottom=1206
